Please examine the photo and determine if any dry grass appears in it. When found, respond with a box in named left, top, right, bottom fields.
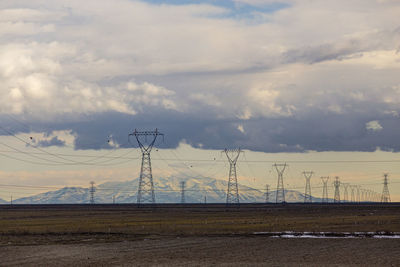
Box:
left=0, top=203, right=399, bottom=245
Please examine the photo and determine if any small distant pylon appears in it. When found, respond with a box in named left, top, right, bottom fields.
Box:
left=343, top=183, right=349, bottom=202
left=224, top=148, right=242, bottom=204
left=303, top=171, right=313, bottom=203
left=180, top=181, right=186, bottom=204
left=361, top=188, right=365, bottom=202
left=381, top=173, right=391, bottom=203
left=333, top=176, right=341, bottom=203
left=274, top=163, right=287, bottom=203
left=90, top=181, right=96, bottom=204
left=356, top=186, right=361, bottom=203
left=350, top=185, right=356, bottom=202
left=321, top=177, right=329, bottom=203
left=265, top=184, right=270, bottom=203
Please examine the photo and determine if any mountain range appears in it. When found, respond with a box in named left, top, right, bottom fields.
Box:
left=7, top=176, right=325, bottom=204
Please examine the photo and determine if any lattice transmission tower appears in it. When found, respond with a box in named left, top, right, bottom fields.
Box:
left=265, top=184, right=270, bottom=203
left=224, top=148, right=242, bottom=204
left=90, top=181, right=96, bottom=204
left=180, top=181, right=185, bottom=204
left=321, top=177, right=329, bottom=203
left=361, top=188, right=365, bottom=202
left=343, top=183, right=349, bottom=202
left=303, top=171, right=313, bottom=203
left=333, top=176, right=341, bottom=203
left=381, top=173, right=391, bottom=203
left=274, top=163, right=287, bottom=203
left=350, top=185, right=356, bottom=202
left=129, top=129, right=164, bottom=204
left=356, top=186, right=361, bottom=203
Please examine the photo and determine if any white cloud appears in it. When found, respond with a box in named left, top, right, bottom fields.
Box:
left=366, top=120, right=383, bottom=132
left=0, top=0, right=400, bottom=151
left=0, top=42, right=177, bottom=117
left=237, top=124, right=245, bottom=133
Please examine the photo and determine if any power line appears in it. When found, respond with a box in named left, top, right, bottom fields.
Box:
left=0, top=127, right=140, bottom=166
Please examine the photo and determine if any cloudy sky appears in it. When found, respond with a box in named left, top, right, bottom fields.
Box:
left=0, top=0, right=400, bottom=200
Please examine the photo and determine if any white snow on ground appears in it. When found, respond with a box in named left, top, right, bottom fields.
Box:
left=254, top=232, right=400, bottom=239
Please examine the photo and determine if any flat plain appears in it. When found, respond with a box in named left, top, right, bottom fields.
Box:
left=1, top=203, right=400, bottom=266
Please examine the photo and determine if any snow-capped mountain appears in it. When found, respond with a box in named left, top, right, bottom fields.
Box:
left=10, top=176, right=325, bottom=204
left=0, top=197, right=7, bottom=204
left=13, top=187, right=89, bottom=204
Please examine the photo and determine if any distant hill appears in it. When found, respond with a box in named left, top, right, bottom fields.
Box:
left=11, top=176, right=326, bottom=204
left=13, top=187, right=89, bottom=204
left=0, top=197, right=7, bottom=204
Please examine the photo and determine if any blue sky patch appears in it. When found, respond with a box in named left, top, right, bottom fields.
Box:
left=140, top=0, right=290, bottom=19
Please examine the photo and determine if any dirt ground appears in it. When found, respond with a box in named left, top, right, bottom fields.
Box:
left=2, top=236, right=400, bottom=266
left=1, top=204, right=400, bottom=266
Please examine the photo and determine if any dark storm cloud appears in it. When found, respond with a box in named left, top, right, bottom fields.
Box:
left=3, top=107, right=399, bottom=153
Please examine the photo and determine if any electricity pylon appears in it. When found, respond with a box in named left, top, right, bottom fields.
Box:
left=129, top=128, right=163, bottom=204
left=180, top=181, right=185, bottom=204
left=350, top=185, right=356, bottom=202
left=343, top=183, right=349, bottom=202
left=356, top=186, right=361, bottom=203
left=265, top=184, right=270, bottom=203
left=90, top=181, right=96, bottom=204
left=224, top=148, right=242, bottom=204
left=333, top=176, right=341, bottom=203
left=381, top=173, right=391, bottom=203
left=274, top=163, right=287, bottom=203
left=303, top=171, right=313, bottom=203
left=321, top=177, right=329, bottom=203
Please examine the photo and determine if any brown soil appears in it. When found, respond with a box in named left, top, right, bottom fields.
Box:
left=1, top=204, right=400, bottom=266
left=2, top=236, right=400, bottom=266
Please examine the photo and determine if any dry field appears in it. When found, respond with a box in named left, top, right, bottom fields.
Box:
left=1, top=203, right=400, bottom=266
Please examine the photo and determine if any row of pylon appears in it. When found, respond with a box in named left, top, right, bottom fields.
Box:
left=309, top=173, right=390, bottom=203
left=128, top=129, right=392, bottom=205
left=264, top=172, right=391, bottom=204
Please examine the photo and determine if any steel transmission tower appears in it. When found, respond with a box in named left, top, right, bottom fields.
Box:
left=303, top=171, right=313, bottom=203
left=265, top=184, right=270, bottom=203
left=224, top=148, right=242, bottom=204
left=321, top=177, right=329, bottom=203
left=356, top=186, right=361, bottom=203
left=381, top=173, right=391, bottom=203
left=180, top=181, right=185, bottom=204
left=274, top=163, right=287, bottom=203
left=129, top=129, right=164, bottom=204
left=350, top=185, right=356, bottom=202
left=333, top=176, right=341, bottom=203
left=343, top=183, right=349, bottom=202
left=90, top=181, right=96, bottom=204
